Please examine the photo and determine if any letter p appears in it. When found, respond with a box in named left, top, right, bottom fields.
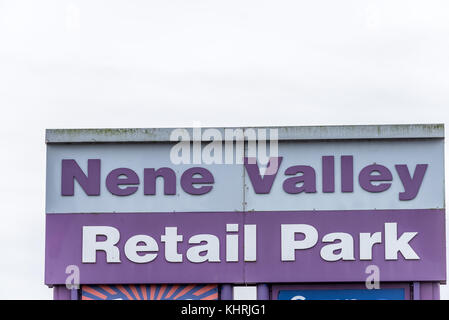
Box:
left=281, top=224, right=318, bottom=261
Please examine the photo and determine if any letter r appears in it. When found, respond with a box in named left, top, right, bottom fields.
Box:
left=82, top=226, right=121, bottom=263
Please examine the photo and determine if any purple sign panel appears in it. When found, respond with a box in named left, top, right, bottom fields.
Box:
left=45, top=209, right=445, bottom=285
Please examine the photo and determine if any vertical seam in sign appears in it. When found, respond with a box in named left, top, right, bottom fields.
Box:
left=243, top=128, right=247, bottom=213
left=243, top=128, right=248, bottom=285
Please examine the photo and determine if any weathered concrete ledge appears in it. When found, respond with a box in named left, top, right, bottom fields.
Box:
left=46, top=124, right=444, bottom=143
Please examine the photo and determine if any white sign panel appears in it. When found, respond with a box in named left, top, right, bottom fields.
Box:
left=46, top=138, right=443, bottom=213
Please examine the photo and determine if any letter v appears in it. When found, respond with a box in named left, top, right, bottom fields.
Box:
left=244, top=157, right=283, bottom=194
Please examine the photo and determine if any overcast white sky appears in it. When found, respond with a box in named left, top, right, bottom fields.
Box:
left=1, top=0, right=449, bottom=299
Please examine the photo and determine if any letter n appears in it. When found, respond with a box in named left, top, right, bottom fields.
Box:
left=61, top=159, right=101, bottom=196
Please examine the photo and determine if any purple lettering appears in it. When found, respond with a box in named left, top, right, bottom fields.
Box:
left=61, top=159, right=100, bottom=196
left=181, top=167, right=214, bottom=195
left=283, top=165, right=316, bottom=194
left=395, top=164, right=428, bottom=200
left=106, top=168, right=139, bottom=196
left=244, top=157, right=283, bottom=194
left=341, top=155, right=354, bottom=192
left=144, top=168, right=177, bottom=195
left=359, top=164, right=392, bottom=193
left=322, top=156, right=334, bottom=193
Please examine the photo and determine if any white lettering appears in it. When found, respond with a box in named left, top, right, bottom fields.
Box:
left=124, top=235, right=158, bottom=263
left=320, top=232, right=355, bottom=261
left=161, top=227, right=183, bottom=262
left=82, top=226, right=121, bottom=263
left=385, top=222, right=419, bottom=260
left=281, top=224, right=318, bottom=261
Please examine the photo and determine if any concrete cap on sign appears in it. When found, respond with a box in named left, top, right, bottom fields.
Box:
left=45, top=123, right=444, bottom=144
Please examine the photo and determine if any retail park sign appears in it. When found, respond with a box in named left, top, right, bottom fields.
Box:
left=81, top=221, right=420, bottom=264
left=45, top=125, right=446, bottom=285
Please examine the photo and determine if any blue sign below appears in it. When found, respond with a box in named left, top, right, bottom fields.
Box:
left=278, top=288, right=405, bottom=300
